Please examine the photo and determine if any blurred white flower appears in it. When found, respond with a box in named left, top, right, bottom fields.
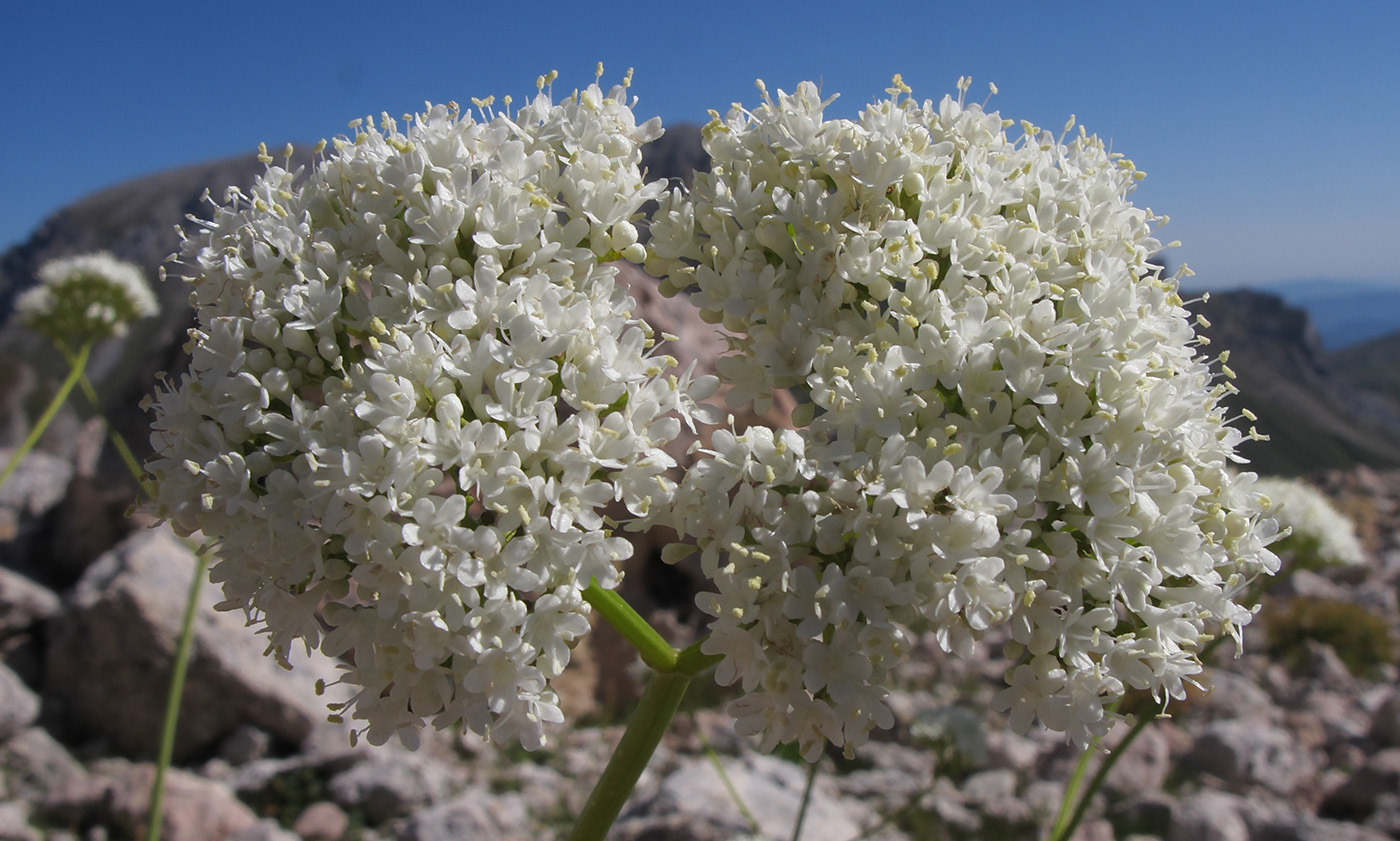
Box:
left=1254, top=475, right=1366, bottom=567
left=650, top=76, right=1280, bottom=758
left=18, top=251, right=157, bottom=343
left=145, top=71, right=717, bottom=750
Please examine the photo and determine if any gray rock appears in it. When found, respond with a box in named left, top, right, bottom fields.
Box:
left=0, top=801, right=41, bottom=841
left=982, top=727, right=1042, bottom=774
left=1282, top=569, right=1351, bottom=602
left=918, top=777, right=981, bottom=836
left=391, top=786, right=531, bottom=841
left=327, top=750, right=464, bottom=825
left=0, top=447, right=72, bottom=576
left=1298, top=638, right=1357, bottom=683
left=216, top=746, right=364, bottom=800
left=1183, top=719, right=1315, bottom=795
left=1367, top=688, right=1400, bottom=748
left=1363, top=792, right=1400, bottom=836
left=0, top=726, right=87, bottom=802
left=43, top=525, right=350, bottom=760
left=1109, top=792, right=1175, bottom=838
left=1320, top=747, right=1400, bottom=821
left=0, top=663, right=38, bottom=742
left=226, top=819, right=303, bottom=841
left=1250, top=814, right=1394, bottom=841
left=1073, top=819, right=1117, bottom=841
left=1169, top=790, right=1249, bottom=841
left=40, top=759, right=258, bottom=841
left=0, top=566, right=59, bottom=638
left=497, top=760, right=575, bottom=824
left=828, top=741, right=933, bottom=811
left=960, top=768, right=1033, bottom=826
left=216, top=725, right=274, bottom=766
left=0, top=447, right=70, bottom=524
left=1298, top=690, right=1370, bottom=745
left=1102, top=725, right=1172, bottom=798
left=291, top=801, right=350, bottom=840
left=1189, top=670, right=1280, bottom=723
left=617, top=753, right=906, bottom=841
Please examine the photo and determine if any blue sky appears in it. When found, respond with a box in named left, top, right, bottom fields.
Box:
left=3, top=1, right=1397, bottom=289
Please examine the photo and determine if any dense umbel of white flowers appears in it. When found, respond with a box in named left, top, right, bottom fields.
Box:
left=1255, top=476, right=1365, bottom=567
left=18, top=251, right=157, bottom=343
left=146, top=72, right=716, bottom=750
left=648, top=78, right=1280, bottom=759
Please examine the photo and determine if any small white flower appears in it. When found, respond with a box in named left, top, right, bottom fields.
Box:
left=18, top=251, right=157, bottom=343
left=1254, top=475, right=1365, bottom=567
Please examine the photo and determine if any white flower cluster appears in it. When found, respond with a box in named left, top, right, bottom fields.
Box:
left=648, top=78, right=1280, bottom=757
left=1255, top=476, right=1365, bottom=567
left=146, top=72, right=715, bottom=749
left=18, top=251, right=157, bottom=343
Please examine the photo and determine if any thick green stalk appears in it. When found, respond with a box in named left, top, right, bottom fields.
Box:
left=570, top=581, right=724, bottom=841
left=568, top=670, right=692, bottom=841
left=0, top=342, right=92, bottom=489
left=144, top=546, right=208, bottom=841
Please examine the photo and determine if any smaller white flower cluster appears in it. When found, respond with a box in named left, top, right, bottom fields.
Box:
left=18, top=252, right=157, bottom=343
left=1255, top=476, right=1366, bottom=567
left=146, top=70, right=716, bottom=750
left=649, top=78, right=1279, bottom=758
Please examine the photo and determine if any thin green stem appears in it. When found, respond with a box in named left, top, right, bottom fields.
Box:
left=568, top=671, right=692, bottom=841
left=145, top=549, right=208, bottom=841
left=1051, top=573, right=1280, bottom=841
left=583, top=581, right=678, bottom=672
left=1050, top=724, right=1103, bottom=840
left=1052, top=710, right=1154, bottom=841
left=58, top=343, right=155, bottom=499
left=0, top=342, right=92, bottom=490
left=690, top=711, right=761, bottom=835
left=789, top=759, right=820, bottom=841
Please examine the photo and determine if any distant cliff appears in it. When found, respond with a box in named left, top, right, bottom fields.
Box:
left=1193, top=289, right=1400, bottom=475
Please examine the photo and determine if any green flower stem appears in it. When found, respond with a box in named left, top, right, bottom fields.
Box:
left=49, top=340, right=182, bottom=841
left=57, top=343, right=155, bottom=499
left=571, top=580, right=725, bottom=841
left=0, top=342, right=92, bottom=490
left=569, top=670, right=692, bottom=841
left=1051, top=708, right=1153, bottom=841
left=1050, top=721, right=1103, bottom=840
left=690, top=711, right=762, bottom=834
left=789, top=759, right=820, bottom=841
left=145, top=548, right=208, bottom=841
left=582, top=581, right=679, bottom=672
